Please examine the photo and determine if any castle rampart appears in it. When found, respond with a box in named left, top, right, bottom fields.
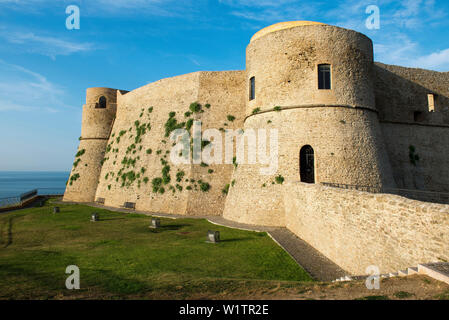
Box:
left=64, top=21, right=449, bottom=275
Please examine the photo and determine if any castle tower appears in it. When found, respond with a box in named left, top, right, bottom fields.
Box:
left=223, top=22, right=396, bottom=226
left=63, top=87, right=120, bottom=202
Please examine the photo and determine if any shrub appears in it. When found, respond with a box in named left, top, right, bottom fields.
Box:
left=75, top=149, right=86, bottom=157
left=184, top=111, right=192, bottom=118
left=205, top=103, right=211, bottom=109
left=148, top=107, right=153, bottom=113
left=176, top=184, right=183, bottom=191
left=164, top=116, right=185, bottom=137
left=162, top=165, right=171, bottom=184
left=208, top=169, right=214, bottom=174
left=231, top=179, right=236, bottom=187
left=409, top=145, right=420, bottom=166
left=189, top=102, right=202, bottom=113
left=169, top=112, right=176, bottom=118
left=252, top=107, right=261, bottom=115
left=176, top=171, right=185, bottom=182
left=200, top=182, right=211, bottom=192
left=186, top=186, right=192, bottom=190
left=275, top=175, right=285, bottom=184
left=146, top=149, right=152, bottom=154
left=186, top=118, right=194, bottom=131
left=273, top=106, right=281, bottom=112
left=69, top=173, right=80, bottom=185
left=73, top=158, right=81, bottom=168
left=227, top=115, right=236, bottom=122
left=151, top=178, right=163, bottom=193
left=143, top=177, right=149, bottom=184
left=222, top=184, right=230, bottom=195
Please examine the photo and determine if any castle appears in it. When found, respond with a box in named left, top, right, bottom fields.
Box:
left=64, top=21, right=449, bottom=275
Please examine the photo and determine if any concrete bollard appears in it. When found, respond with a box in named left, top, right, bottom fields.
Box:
left=207, top=230, right=220, bottom=243
left=150, top=218, right=161, bottom=229
left=91, top=213, right=99, bottom=222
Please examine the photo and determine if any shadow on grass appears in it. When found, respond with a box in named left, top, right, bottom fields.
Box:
left=97, top=217, right=126, bottom=221
left=219, top=237, right=254, bottom=243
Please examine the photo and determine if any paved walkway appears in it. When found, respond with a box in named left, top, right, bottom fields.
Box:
left=55, top=200, right=348, bottom=281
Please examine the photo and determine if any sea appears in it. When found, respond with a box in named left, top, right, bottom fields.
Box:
left=0, top=171, right=70, bottom=199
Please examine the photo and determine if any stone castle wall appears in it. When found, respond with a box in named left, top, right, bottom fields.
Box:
left=374, top=63, right=449, bottom=192
left=223, top=24, right=396, bottom=225
left=64, top=87, right=119, bottom=203
left=222, top=106, right=397, bottom=226
left=284, top=182, right=449, bottom=274
left=63, top=21, right=449, bottom=275
left=246, top=24, right=376, bottom=115
left=92, top=71, right=246, bottom=216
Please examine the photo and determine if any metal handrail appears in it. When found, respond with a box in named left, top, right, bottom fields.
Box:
left=0, top=188, right=65, bottom=209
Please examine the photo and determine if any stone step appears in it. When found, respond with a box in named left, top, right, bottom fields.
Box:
left=398, top=269, right=409, bottom=277
left=389, top=272, right=398, bottom=277
left=407, top=267, right=418, bottom=275
left=418, top=263, right=449, bottom=285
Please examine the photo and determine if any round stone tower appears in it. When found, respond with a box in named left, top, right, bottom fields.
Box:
left=63, top=87, right=119, bottom=203
left=223, top=21, right=396, bottom=226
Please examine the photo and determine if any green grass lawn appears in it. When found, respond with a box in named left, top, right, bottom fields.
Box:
left=0, top=199, right=312, bottom=299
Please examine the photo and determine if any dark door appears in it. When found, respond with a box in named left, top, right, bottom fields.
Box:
left=300, top=145, right=315, bottom=183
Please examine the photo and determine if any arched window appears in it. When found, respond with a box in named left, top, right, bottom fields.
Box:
left=300, top=145, right=315, bottom=184
left=96, top=96, right=107, bottom=109
left=318, top=64, right=331, bottom=90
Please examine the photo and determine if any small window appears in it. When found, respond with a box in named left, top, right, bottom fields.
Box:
left=414, top=111, right=424, bottom=122
left=428, top=94, right=435, bottom=112
left=249, top=77, right=255, bottom=101
left=96, top=96, right=107, bottom=109
left=318, top=64, right=331, bottom=90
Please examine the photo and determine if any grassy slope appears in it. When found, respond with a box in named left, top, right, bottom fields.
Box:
left=0, top=200, right=312, bottom=299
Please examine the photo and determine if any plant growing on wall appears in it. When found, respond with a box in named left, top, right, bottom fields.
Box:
left=222, top=184, right=230, bottom=195
left=189, top=102, right=202, bottom=113
left=275, top=175, right=285, bottom=184
left=75, top=149, right=86, bottom=157
left=200, top=182, right=211, bottom=192
left=227, top=115, right=236, bottom=122
left=273, top=106, right=281, bottom=112
left=252, top=107, right=261, bottom=115
left=409, top=145, right=420, bottom=166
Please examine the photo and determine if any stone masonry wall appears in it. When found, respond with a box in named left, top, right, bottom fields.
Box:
left=223, top=106, right=395, bottom=226
left=284, top=182, right=449, bottom=274
left=94, top=71, right=246, bottom=216
left=381, top=122, right=449, bottom=192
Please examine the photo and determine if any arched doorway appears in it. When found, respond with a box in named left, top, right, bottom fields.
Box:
left=300, top=145, right=315, bottom=183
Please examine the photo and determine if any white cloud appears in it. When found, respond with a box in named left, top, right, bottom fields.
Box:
left=0, top=29, right=93, bottom=59
left=0, top=59, right=69, bottom=113
left=412, top=48, right=449, bottom=71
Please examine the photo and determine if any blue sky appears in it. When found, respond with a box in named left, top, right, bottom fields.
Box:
left=0, top=0, right=448, bottom=171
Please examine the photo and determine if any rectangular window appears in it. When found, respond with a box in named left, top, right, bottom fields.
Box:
left=250, top=76, right=255, bottom=100
left=414, top=111, right=424, bottom=122
left=318, top=64, right=331, bottom=90
left=428, top=94, right=435, bottom=112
